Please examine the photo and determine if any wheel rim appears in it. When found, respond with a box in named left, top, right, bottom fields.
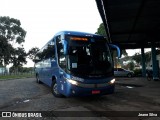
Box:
left=128, top=74, right=131, bottom=77
left=53, top=83, right=59, bottom=95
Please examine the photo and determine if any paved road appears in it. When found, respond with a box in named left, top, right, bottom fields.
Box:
left=0, top=78, right=160, bottom=120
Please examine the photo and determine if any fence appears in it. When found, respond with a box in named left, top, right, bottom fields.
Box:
left=0, top=67, right=35, bottom=79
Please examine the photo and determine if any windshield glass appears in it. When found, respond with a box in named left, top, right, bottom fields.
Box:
left=67, top=38, right=113, bottom=77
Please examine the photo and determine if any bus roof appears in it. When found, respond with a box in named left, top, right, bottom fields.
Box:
left=54, top=31, right=106, bottom=38
left=39, top=31, right=107, bottom=52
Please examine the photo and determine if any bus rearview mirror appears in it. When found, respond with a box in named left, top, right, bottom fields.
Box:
left=109, top=44, right=121, bottom=58
left=63, top=40, right=68, bottom=55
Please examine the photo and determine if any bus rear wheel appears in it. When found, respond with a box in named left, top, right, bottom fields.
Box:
left=51, top=80, right=63, bottom=98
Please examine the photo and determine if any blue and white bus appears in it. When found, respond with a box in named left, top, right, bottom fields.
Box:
left=35, top=31, right=120, bottom=97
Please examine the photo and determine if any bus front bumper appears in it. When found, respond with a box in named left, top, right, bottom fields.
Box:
left=63, top=80, right=115, bottom=97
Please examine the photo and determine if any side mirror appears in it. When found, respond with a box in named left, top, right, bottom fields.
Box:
left=109, top=44, right=121, bottom=58
left=62, top=40, right=68, bottom=55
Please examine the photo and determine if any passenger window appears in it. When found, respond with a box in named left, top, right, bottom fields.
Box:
left=118, top=68, right=123, bottom=71
left=46, top=43, right=55, bottom=59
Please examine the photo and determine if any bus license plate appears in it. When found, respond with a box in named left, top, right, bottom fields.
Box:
left=92, top=90, right=100, bottom=94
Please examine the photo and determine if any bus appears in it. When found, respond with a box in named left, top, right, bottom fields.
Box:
left=35, top=31, right=120, bottom=97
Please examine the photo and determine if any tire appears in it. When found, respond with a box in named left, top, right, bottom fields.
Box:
left=51, top=80, right=63, bottom=98
left=36, top=74, right=42, bottom=84
left=127, top=73, right=132, bottom=78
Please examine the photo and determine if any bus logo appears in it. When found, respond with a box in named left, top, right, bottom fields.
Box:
left=2, top=112, right=11, bottom=117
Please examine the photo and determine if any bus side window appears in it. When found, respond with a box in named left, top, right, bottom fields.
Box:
left=45, top=42, right=55, bottom=59
left=56, top=36, right=66, bottom=69
left=50, top=41, right=55, bottom=59
left=35, top=52, right=42, bottom=63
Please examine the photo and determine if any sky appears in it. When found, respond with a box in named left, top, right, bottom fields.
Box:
left=0, top=0, right=139, bottom=67
left=1, top=0, right=103, bottom=67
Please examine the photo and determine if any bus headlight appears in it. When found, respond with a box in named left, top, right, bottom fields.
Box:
left=110, top=79, right=115, bottom=84
left=67, top=79, right=79, bottom=86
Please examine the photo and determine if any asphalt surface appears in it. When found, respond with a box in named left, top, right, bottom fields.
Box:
left=0, top=77, right=160, bottom=120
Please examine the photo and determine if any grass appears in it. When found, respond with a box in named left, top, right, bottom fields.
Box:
left=0, top=73, right=35, bottom=80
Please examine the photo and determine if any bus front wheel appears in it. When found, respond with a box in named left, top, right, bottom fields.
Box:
left=51, top=80, right=63, bottom=98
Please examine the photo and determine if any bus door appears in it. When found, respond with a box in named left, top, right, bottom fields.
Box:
left=55, top=35, right=68, bottom=94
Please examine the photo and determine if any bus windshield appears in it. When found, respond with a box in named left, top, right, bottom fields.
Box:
left=66, top=37, right=113, bottom=77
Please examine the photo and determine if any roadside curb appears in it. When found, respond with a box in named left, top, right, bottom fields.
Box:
left=0, top=77, right=34, bottom=81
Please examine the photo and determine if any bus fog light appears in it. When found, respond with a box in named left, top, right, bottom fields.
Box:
left=110, top=79, right=115, bottom=84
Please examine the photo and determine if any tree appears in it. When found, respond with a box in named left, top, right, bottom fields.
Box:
left=95, top=23, right=107, bottom=36
left=0, top=16, right=27, bottom=67
left=28, top=47, right=40, bottom=62
left=12, top=47, right=27, bottom=67
left=132, top=53, right=141, bottom=64
left=0, top=36, right=14, bottom=65
left=96, top=23, right=128, bottom=58
left=128, top=61, right=135, bottom=70
left=145, top=52, right=151, bottom=63
left=122, top=50, right=128, bottom=57
left=0, top=16, right=26, bottom=44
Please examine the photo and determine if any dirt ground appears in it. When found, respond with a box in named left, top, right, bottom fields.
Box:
left=0, top=77, right=160, bottom=120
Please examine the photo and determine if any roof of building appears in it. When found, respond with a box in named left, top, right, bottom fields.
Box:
left=95, top=0, right=160, bottom=49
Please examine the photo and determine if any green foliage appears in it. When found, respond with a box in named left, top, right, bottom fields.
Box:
left=145, top=52, right=151, bottom=63
left=128, top=61, right=135, bottom=71
left=133, top=69, right=142, bottom=77
left=0, top=73, right=34, bottom=80
left=0, top=36, right=14, bottom=65
left=0, top=16, right=26, bottom=44
left=9, top=66, right=34, bottom=73
left=0, top=16, right=27, bottom=67
left=95, top=23, right=106, bottom=36
left=132, top=51, right=152, bottom=64
left=12, top=47, right=27, bottom=67
left=122, top=50, right=128, bottom=57
left=27, top=47, right=40, bottom=62
left=96, top=23, right=128, bottom=58
left=132, top=53, right=141, bottom=64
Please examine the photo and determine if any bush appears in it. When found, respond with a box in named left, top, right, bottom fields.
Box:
left=128, top=61, right=135, bottom=71
left=134, top=69, right=142, bottom=77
